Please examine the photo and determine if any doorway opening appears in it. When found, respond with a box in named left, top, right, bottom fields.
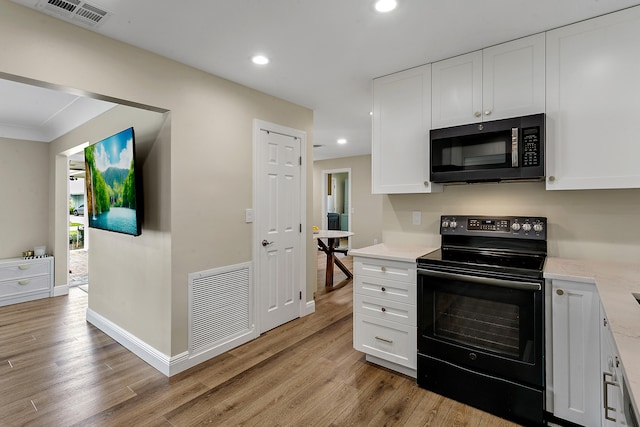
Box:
left=321, top=168, right=351, bottom=251
left=68, top=150, right=88, bottom=293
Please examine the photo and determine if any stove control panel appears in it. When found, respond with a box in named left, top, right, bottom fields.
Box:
left=440, top=215, right=547, bottom=240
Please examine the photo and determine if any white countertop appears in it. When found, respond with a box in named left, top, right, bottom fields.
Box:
left=349, top=243, right=436, bottom=263
left=312, top=230, right=354, bottom=239
left=545, top=257, right=640, bottom=415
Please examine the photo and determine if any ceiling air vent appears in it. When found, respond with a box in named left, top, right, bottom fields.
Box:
left=36, top=0, right=112, bottom=28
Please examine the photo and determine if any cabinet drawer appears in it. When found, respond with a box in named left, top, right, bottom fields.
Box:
left=354, top=293, right=416, bottom=326
left=354, top=258, right=416, bottom=284
left=354, top=313, right=417, bottom=369
left=0, top=275, right=50, bottom=297
left=0, top=260, right=50, bottom=281
left=355, top=274, right=416, bottom=305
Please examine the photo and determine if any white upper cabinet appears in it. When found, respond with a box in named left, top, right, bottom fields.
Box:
left=371, top=65, right=442, bottom=194
left=431, top=50, right=482, bottom=128
left=432, top=33, right=545, bottom=129
left=546, top=6, right=640, bottom=190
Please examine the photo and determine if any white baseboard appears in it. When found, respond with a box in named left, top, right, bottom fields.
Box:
left=86, top=308, right=263, bottom=377
left=304, top=299, right=315, bottom=316
left=365, top=354, right=417, bottom=378
left=53, top=284, right=69, bottom=297
left=86, top=308, right=177, bottom=376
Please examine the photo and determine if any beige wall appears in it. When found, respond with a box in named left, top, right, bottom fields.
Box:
left=313, top=155, right=384, bottom=249
left=49, top=105, right=171, bottom=352
left=0, top=138, right=49, bottom=259
left=0, top=0, right=313, bottom=357
left=383, top=182, right=640, bottom=262
left=312, top=156, right=640, bottom=263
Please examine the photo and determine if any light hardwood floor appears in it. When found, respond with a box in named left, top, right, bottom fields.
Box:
left=0, top=254, right=521, bottom=426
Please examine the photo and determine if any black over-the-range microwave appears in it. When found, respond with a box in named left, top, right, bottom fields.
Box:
left=429, top=113, right=545, bottom=183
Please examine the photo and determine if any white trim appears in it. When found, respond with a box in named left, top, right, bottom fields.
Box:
left=252, top=119, right=309, bottom=326
left=53, top=284, right=69, bottom=297
left=365, top=354, right=417, bottom=378
left=87, top=307, right=262, bottom=377
left=321, top=168, right=352, bottom=250
left=86, top=308, right=174, bottom=376
left=304, top=299, right=316, bottom=316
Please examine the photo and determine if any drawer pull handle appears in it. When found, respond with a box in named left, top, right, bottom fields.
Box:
left=556, top=289, right=564, bottom=296
left=375, top=336, right=393, bottom=344
left=18, top=265, right=31, bottom=270
left=381, top=307, right=386, bottom=312
left=380, top=266, right=386, bottom=272
left=381, top=287, right=386, bottom=292
left=18, top=280, right=30, bottom=285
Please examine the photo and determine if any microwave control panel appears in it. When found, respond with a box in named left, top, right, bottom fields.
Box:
left=522, top=127, right=540, bottom=167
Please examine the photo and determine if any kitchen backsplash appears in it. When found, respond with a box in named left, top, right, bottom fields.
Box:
left=382, top=181, right=640, bottom=263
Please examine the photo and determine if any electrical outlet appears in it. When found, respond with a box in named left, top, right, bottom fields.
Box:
left=412, top=211, right=421, bottom=225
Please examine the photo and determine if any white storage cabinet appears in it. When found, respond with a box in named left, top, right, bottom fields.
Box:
left=548, top=278, right=638, bottom=427
left=371, top=65, right=442, bottom=194
left=431, top=33, right=545, bottom=129
left=546, top=6, right=640, bottom=190
left=353, top=256, right=417, bottom=377
left=549, top=279, right=601, bottom=426
left=0, top=256, right=54, bottom=307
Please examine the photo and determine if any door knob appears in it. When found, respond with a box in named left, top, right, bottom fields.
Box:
left=261, top=239, right=273, bottom=247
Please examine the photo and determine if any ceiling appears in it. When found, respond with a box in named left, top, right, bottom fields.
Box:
left=5, top=0, right=640, bottom=160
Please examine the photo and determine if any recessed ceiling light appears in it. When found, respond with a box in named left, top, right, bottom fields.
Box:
left=337, top=138, right=347, bottom=145
left=252, top=55, right=270, bottom=65
left=374, top=0, right=397, bottom=13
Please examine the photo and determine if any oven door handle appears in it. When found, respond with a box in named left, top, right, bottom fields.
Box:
left=420, top=270, right=541, bottom=291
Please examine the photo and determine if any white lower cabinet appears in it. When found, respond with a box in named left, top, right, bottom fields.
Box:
left=601, top=304, right=631, bottom=427
left=0, top=256, right=54, bottom=307
left=353, top=256, right=417, bottom=377
left=550, top=279, right=601, bottom=426
left=549, top=278, right=636, bottom=426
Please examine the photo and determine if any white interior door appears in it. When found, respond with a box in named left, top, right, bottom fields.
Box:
left=256, top=126, right=302, bottom=334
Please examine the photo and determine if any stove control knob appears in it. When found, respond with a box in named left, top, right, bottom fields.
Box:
left=511, top=223, right=521, bottom=231
left=441, top=220, right=449, bottom=229
left=449, top=221, right=457, bottom=229
left=522, top=223, right=532, bottom=232
left=533, top=223, right=544, bottom=233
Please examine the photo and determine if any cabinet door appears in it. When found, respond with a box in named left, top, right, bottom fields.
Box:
left=551, top=279, right=601, bottom=426
left=546, top=6, right=640, bottom=190
left=431, top=50, right=482, bottom=128
left=482, top=33, right=545, bottom=121
left=601, top=305, right=626, bottom=427
left=371, top=65, right=441, bottom=194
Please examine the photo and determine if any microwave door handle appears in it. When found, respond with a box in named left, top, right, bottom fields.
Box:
left=511, top=128, right=519, bottom=167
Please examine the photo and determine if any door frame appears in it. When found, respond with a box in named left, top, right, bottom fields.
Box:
left=252, top=119, right=308, bottom=331
left=321, top=168, right=352, bottom=250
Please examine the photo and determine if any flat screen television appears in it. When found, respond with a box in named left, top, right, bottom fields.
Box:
left=84, top=127, right=142, bottom=236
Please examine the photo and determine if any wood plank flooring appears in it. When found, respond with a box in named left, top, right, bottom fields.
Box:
left=0, top=254, right=521, bottom=426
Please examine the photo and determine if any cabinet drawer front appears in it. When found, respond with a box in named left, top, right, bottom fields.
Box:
left=0, top=275, right=50, bottom=297
left=354, top=294, right=416, bottom=326
left=0, top=261, right=50, bottom=281
left=354, top=313, right=417, bottom=369
left=355, top=275, right=416, bottom=305
left=354, top=258, right=416, bottom=284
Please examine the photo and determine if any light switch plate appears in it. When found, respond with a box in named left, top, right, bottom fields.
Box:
left=245, top=208, right=254, bottom=223
left=412, top=211, right=421, bottom=225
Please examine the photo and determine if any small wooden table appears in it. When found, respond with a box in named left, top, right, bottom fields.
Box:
left=314, top=230, right=354, bottom=287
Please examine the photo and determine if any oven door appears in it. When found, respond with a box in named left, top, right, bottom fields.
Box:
left=417, top=267, right=544, bottom=387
